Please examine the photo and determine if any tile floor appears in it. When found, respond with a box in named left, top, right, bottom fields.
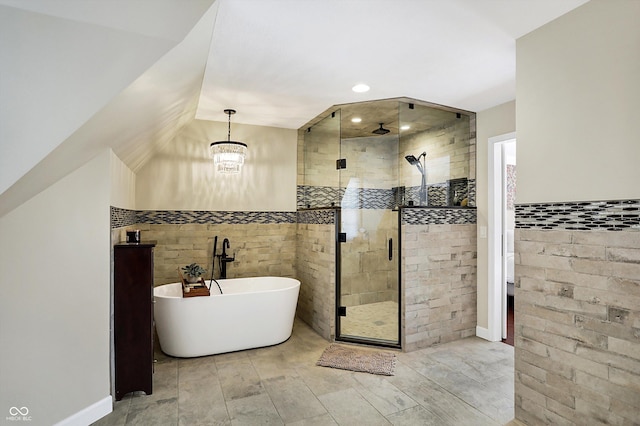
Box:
left=93, top=319, right=514, bottom=425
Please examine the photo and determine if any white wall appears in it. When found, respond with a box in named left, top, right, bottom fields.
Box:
left=0, top=150, right=112, bottom=425
left=110, top=151, right=136, bottom=210
left=136, top=119, right=297, bottom=211
left=0, top=1, right=218, bottom=218
left=516, top=0, right=640, bottom=203
left=0, top=4, right=174, bottom=195
left=475, top=100, right=516, bottom=330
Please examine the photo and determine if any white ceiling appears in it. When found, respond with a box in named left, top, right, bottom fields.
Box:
left=0, top=0, right=590, bottom=134
left=0, top=0, right=589, bottom=215
left=196, top=0, right=589, bottom=129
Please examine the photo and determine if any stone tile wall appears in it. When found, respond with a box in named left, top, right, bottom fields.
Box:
left=110, top=208, right=297, bottom=285
left=400, top=116, right=472, bottom=186
left=138, top=223, right=296, bottom=285
left=295, top=210, right=336, bottom=340
left=111, top=206, right=479, bottom=351
left=515, top=212, right=640, bottom=424
left=402, top=223, right=477, bottom=352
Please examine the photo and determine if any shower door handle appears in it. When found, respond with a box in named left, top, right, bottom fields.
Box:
left=388, top=238, right=393, bottom=261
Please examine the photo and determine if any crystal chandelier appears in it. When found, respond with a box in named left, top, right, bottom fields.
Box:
left=209, top=109, right=247, bottom=174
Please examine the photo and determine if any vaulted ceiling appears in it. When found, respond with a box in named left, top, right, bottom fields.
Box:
left=0, top=0, right=588, bottom=215
left=196, top=0, right=589, bottom=128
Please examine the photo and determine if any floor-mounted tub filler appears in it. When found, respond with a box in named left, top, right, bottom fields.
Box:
left=154, top=277, right=300, bottom=357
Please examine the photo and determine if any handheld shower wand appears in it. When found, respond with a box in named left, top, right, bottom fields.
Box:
left=405, top=152, right=427, bottom=206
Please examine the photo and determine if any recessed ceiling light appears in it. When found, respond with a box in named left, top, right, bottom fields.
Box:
left=400, top=125, right=411, bottom=130
left=351, top=117, right=362, bottom=123
left=352, top=83, right=370, bottom=93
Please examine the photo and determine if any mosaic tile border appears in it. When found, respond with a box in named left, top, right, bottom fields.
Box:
left=467, top=179, right=476, bottom=208
left=297, top=185, right=341, bottom=209
left=298, top=181, right=475, bottom=210
left=402, top=207, right=477, bottom=225
left=111, top=207, right=297, bottom=228
left=515, top=199, right=640, bottom=231
left=111, top=207, right=137, bottom=229
left=297, top=209, right=336, bottom=225
left=341, top=187, right=395, bottom=209
left=136, top=210, right=297, bottom=225
left=114, top=203, right=480, bottom=228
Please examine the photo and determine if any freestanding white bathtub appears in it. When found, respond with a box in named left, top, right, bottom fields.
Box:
left=153, top=276, right=300, bottom=358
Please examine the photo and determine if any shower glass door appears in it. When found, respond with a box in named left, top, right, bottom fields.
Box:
left=337, top=102, right=401, bottom=347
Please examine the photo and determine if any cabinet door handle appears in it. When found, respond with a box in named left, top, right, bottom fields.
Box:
left=388, top=238, right=393, bottom=261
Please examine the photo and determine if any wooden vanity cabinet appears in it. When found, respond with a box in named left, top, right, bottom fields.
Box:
left=113, top=241, right=156, bottom=401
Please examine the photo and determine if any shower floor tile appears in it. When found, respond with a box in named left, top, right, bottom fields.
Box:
left=340, top=301, right=399, bottom=341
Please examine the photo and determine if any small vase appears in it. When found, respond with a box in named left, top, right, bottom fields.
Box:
left=186, top=276, right=200, bottom=283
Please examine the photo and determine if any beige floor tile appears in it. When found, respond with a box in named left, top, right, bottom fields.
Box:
left=216, top=358, right=265, bottom=401
left=318, top=388, right=391, bottom=426
left=295, top=364, right=359, bottom=397
left=93, top=318, right=515, bottom=426
left=125, top=397, right=178, bottom=426
left=263, top=375, right=327, bottom=423
left=286, top=413, right=338, bottom=426
left=397, top=378, right=500, bottom=426
left=351, top=373, right=418, bottom=416
left=384, top=405, right=448, bottom=426
left=226, top=392, right=283, bottom=425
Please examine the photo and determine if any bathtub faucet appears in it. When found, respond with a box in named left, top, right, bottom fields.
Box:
left=219, top=238, right=235, bottom=279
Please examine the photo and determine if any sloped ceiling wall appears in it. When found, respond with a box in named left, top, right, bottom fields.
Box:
left=0, top=0, right=217, bottom=216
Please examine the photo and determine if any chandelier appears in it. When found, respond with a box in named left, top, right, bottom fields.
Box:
left=209, top=109, right=247, bottom=174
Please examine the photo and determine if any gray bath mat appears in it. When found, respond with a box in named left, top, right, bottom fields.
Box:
left=316, top=344, right=397, bottom=376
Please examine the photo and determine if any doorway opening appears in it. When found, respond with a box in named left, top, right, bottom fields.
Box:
left=487, top=133, right=516, bottom=343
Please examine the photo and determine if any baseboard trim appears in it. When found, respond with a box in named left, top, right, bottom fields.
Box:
left=476, top=325, right=493, bottom=341
left=54, top=396, right=112, bottom=426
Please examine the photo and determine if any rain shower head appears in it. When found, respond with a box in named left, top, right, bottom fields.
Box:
left=372, top=123, right=390, bottom=135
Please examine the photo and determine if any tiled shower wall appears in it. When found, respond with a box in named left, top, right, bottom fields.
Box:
left=402, top=208, right=478, bottom=351
left=298, top=110, right=477, bottom=211
left=400, top=114, right=474, bottom=202
left=514, top=200, right=640, bottom=425
left=341, top=208, right=399, bottom=307
left=295, top=209, right=336, bottom=341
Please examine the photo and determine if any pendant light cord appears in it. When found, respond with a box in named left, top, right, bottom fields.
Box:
left=223, top=108, right=236, bottom=142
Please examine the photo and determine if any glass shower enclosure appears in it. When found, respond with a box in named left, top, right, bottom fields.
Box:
left=302, top=97, right=473, bottom=349
left=303, top=100, right=402, bottom=348
left=338, top=100, right=401, bottom=346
